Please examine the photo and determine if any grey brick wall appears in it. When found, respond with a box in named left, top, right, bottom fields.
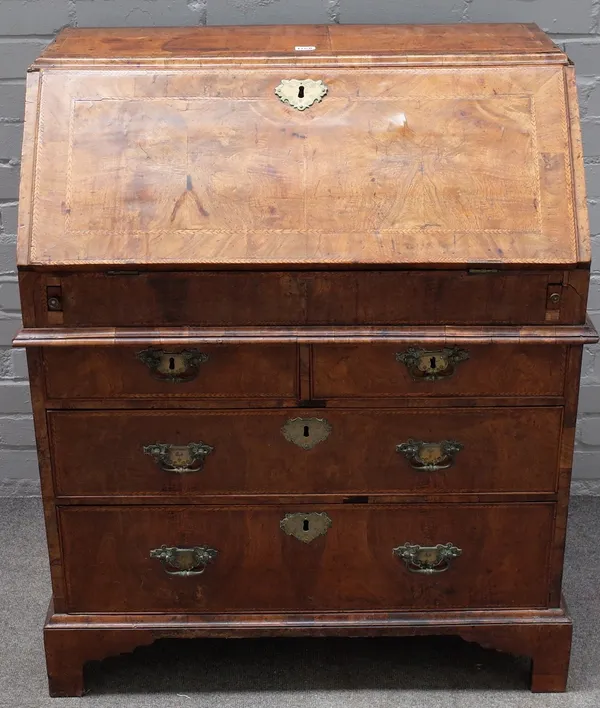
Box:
left=0, top=0, right=599, bottom=488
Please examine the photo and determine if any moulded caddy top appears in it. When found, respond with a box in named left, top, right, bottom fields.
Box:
left=18, top=24, right=589, bottom=269
left=34, top=24, right=562, bottom=64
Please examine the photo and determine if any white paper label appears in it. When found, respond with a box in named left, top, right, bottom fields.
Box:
left=295, top=46, right=316, bottom=51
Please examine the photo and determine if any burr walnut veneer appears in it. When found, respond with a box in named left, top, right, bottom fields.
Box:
left=14, top=23, right=598, bottom=696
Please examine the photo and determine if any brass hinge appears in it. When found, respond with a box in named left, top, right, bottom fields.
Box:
left=467, top=268, right=500, bottom=275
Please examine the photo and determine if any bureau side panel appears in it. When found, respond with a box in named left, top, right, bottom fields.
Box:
left=548, top=343, right=584, bottom=607
left=564, top=65, right=591, bottom=265
left=25, top=349, right=67, bottom=611
left=16, top=71, right=41, bottom=268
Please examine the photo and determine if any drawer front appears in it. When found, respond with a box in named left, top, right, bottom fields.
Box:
left=50, top=408, right=562, bottom=497
left=33, top=271, right=584, bottom=327
left=43, top=345, right=297, bottom=399
left=59, top=504, right=554, bottom=613
left=312, top=344, right=566, bottom=398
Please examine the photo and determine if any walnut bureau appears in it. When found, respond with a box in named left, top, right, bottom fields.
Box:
left=14, top=24, right=598, bottom=696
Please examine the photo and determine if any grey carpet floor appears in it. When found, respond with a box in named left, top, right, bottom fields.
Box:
left=1, top=498, right=599, bottom=707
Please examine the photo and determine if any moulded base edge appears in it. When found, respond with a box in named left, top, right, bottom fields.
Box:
left=43, top=598, right=573, bottom=696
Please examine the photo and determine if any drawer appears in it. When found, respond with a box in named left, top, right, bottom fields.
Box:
left=27, top=270, right=585, bottom=328
left=312, top=344, right=567, bottom=398
left=50, top=408, right=562, bottom=497
left=43, top=345, right=297, bottom=400
left=58, top=503, right=554, bottom=613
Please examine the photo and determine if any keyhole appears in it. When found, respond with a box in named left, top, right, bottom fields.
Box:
left=430, top=356, right=437, bottom=370
left=303, top=425, right=310, bottom=437
left=298, top=85, right=305, bottom=98
left=303, top=519, right=310, bottom=532
left=169, top=357, right=175, bottom=371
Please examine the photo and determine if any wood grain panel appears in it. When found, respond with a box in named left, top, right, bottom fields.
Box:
left=58, top=503, right=554, bottom=613
left=14, top=321, right=599, bottom=348
left=50, top=408, right=562, bottom=497
left=26, top=270, right=585, bottom=327
left=43, top=605, right=573, bottom=696
left=313, top=343, right=567, bottom=398
left=15, top=23, right=592, bottom=697
left=24, top=65, right=577, bottom=267
left=36, top=25, right=561, bottom=65
left=43, top=345, right=298, bottom=399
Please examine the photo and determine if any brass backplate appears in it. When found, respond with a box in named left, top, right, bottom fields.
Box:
left=280, top=512, right=332, bottom=543
left=392, top=542, right=462, bottom=574
left=149, top=544, right=218, bottom=576
left=417, top=443, right=446, bottom=465
left=396, top=439, right=463, bottom=472
left=143, top=442, right=214, bottom=474
left=281, top=417, right=332, bottom=450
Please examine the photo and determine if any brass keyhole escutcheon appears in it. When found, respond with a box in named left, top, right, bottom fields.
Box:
left=275, top=79, right=328, bottom=111
left=136, top=348, right=209, bottom=383
left=396, top=346, right=469, bottom=382
left=418, top=352, right=448, bottom=377
left=281, top=417, right=332, bottom=450
left=157, top=353, right=190, bottom=377
left=280, top=512, right=332, bottom=543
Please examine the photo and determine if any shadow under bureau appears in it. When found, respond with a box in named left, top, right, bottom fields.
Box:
left=14, top=23, right=598, bottom=696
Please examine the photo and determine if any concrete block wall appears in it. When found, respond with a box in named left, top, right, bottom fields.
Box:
left=1, top=0, right=600, bottom=492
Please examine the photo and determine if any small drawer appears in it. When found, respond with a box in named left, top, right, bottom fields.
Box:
left=58, top=503, right=554, bottom=613
left=312, top=344, right=567, bottom=398
left=50, top=407, right=562, bottom=497
left=43, top=345, right=298, bottom=400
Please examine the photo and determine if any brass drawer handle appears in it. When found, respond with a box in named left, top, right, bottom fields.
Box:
left=150, top=545, right=218, bottom=576
left=396, top=346, right=469, bottom=381
left=143, top=442, right=214, bottom=474
left=393, top=542, right=462, bottom=574
left=136, top=348, right=208, bottom=383
left=396, top=439, right=463, bottom=472
left=275, top=78, right=327, bottom=111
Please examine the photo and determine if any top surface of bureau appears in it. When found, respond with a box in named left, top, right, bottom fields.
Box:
left=17, top=24, right=589, bottom=272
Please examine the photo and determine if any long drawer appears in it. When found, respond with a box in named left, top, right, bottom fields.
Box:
left=58, top=503, right=554, bottom=613
left=29, top=270, right=585, bottom=327
left=50, top=408, right=562, bottom=497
